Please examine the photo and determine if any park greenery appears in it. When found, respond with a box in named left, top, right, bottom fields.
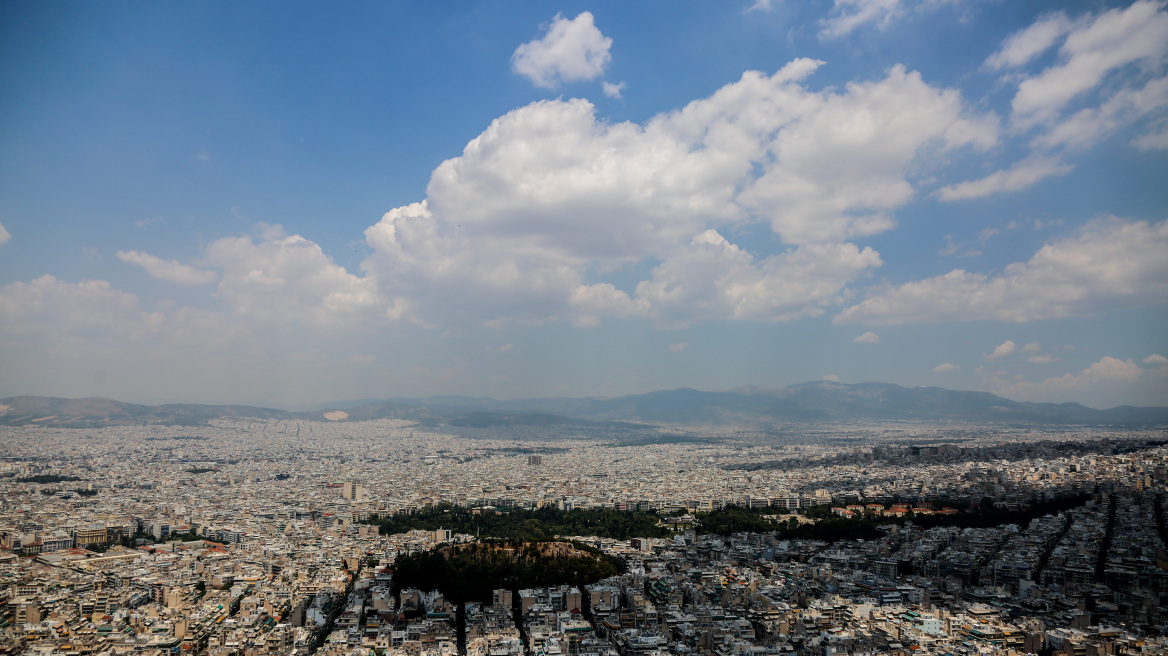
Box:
left=367, top=494, right=1091, bottom=545
left=391, top=540, right=624, bottom=606
left=15, top=474, right=82, bottom=484
left=367, top=505, right=672, bottom=541
left=695, top=494, right=1092, bottom=542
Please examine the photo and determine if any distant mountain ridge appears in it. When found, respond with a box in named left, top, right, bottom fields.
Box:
left=2, top=382, right=1166, bottom=428
left=386, top=382, right=1168, bottom=426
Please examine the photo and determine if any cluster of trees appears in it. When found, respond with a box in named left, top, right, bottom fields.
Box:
left=695, top=494, right=1092, bottom=541
left=15, top=474, right=81, bottom=484
left=391, top=540, right=623, bottom=605
left=367, top=494, right=1091, bottom=545
left=367, top=505, right=672, bottom=540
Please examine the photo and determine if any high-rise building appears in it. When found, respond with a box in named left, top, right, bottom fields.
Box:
left=343, top=482, right=363, bottom=501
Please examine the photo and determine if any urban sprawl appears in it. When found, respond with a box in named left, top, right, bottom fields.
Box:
left=1, top=418, right=1167, bottom=656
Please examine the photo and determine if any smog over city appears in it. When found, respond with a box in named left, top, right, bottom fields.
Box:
left=1, top=2, right=1167, bottom=655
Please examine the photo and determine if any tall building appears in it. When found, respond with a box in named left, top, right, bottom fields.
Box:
left=151, top=522, right=170, bottom=541
left=343, top=482, right=363, bottom=501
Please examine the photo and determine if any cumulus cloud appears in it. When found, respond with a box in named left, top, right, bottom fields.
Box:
left=7, top=225, right=392, bottom=352
left=822, top=374, right=841, bottom=382
left=852, top=331, right=880, bottom=344
left=602, top=81, right=626, bottom=99
left=1144, top=353, right=1168, bottom=366
left=367, top=59, right=989, bottom=327
left=117, top=250, right=218, bottom=285
left=836, top=217, right=1168, bottom=325
left=1006, top=1, right=1168, bottom=128
left=632, top=230, right=882, bottom=328
left=738, top=64, right=996, bottom=243
left=986, top=340, right=1017, bottom=361
left=512, top=12, right=612, bottom=89
left=1027, top=355, right=1059, bottom=364
left=427, top=60, right=993, bottom=249
left=0, top=222, right=10, bottom=247
left=206, top=226, right=382, bottom=328
left=935, top=156, right=1072, bottom=201
left=7, top=63, right=987, bottom=339
left=0, top=275, right=154, bottom=339
left=996, top=356, right=1148, bottom=405
left=820, top=0, right=902, bottom=39
left=1022, top=342, right=1041, bottom=354
left=0, top=275, right=236, bottom=347
left=933, top=363, right=959, bottom=372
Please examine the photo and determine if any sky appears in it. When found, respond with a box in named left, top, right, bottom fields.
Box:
left=1, top=0, right=1167, bottom=409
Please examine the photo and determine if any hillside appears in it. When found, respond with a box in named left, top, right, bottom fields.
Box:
left=3, top=381, right=1166, bottom=428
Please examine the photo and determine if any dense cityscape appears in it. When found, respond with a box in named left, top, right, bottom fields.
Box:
left=4, top=2, right=1168, bottom=656
left=1, top=417, right=1166, bottom=656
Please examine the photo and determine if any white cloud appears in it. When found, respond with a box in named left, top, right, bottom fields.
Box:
left=1027, top=355, right=1059, bottom=364
left=368, top=59, right=988, bottom=327
left=1144, top=353, right=1168, bottom=366
left=1033, top=75, right=1168, bottom=150
left=632, top=230, right=882, bottom=328
left=933, top=362, right=959, bottom=372
left=602, top=80, right=626, bottom=99
left=819, top=0, right=902, bottom=39
left=206, top=226, right=382, bottom=328
left=986, top=340, right=1017, bottom=361
left=737, top=64, right=997, bottom=243
left=668, top=342, right=689, bottom=353
left=9, top=226, right=392, bottom=349
left=0, top=275, right=236, bottom=347
left=746, top=0, right=776, bottom=13
left=935, top=156, right=1072, bottom=201
left=836, top=217, right=1168, bottom=325
left=822, top=374, right=841, bottom=382
left=366, top=200, right=600, bottom=326
left=134, top=216, right=162, bottom=228
left=117, top=250, right=218, bottom=285
left=996, top=356, right=1147, bottom=405
left=1009, top=1, right=1168, bottom=128
left=1133, top=124, right=1168, bottom=150
left=984, top=12, right=1076, bottom=71
left=512, top=12, right=612, bottom=89
left=0, top=275, right=153, bottom=339
left=1022, top=342, right=1041, bottom=354
left=0, top=222, right=9, bottom=247
left=852, top=331, right=880, bottom=344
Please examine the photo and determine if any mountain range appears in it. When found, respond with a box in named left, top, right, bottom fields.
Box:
left=2, top=381, right=1166, bottom=428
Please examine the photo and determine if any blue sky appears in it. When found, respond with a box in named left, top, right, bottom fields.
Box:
left=1, top=0, right=1166, bottom=408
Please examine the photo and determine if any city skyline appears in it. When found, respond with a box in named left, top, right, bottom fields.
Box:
left=2, top=1, right=1167, bottom=408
